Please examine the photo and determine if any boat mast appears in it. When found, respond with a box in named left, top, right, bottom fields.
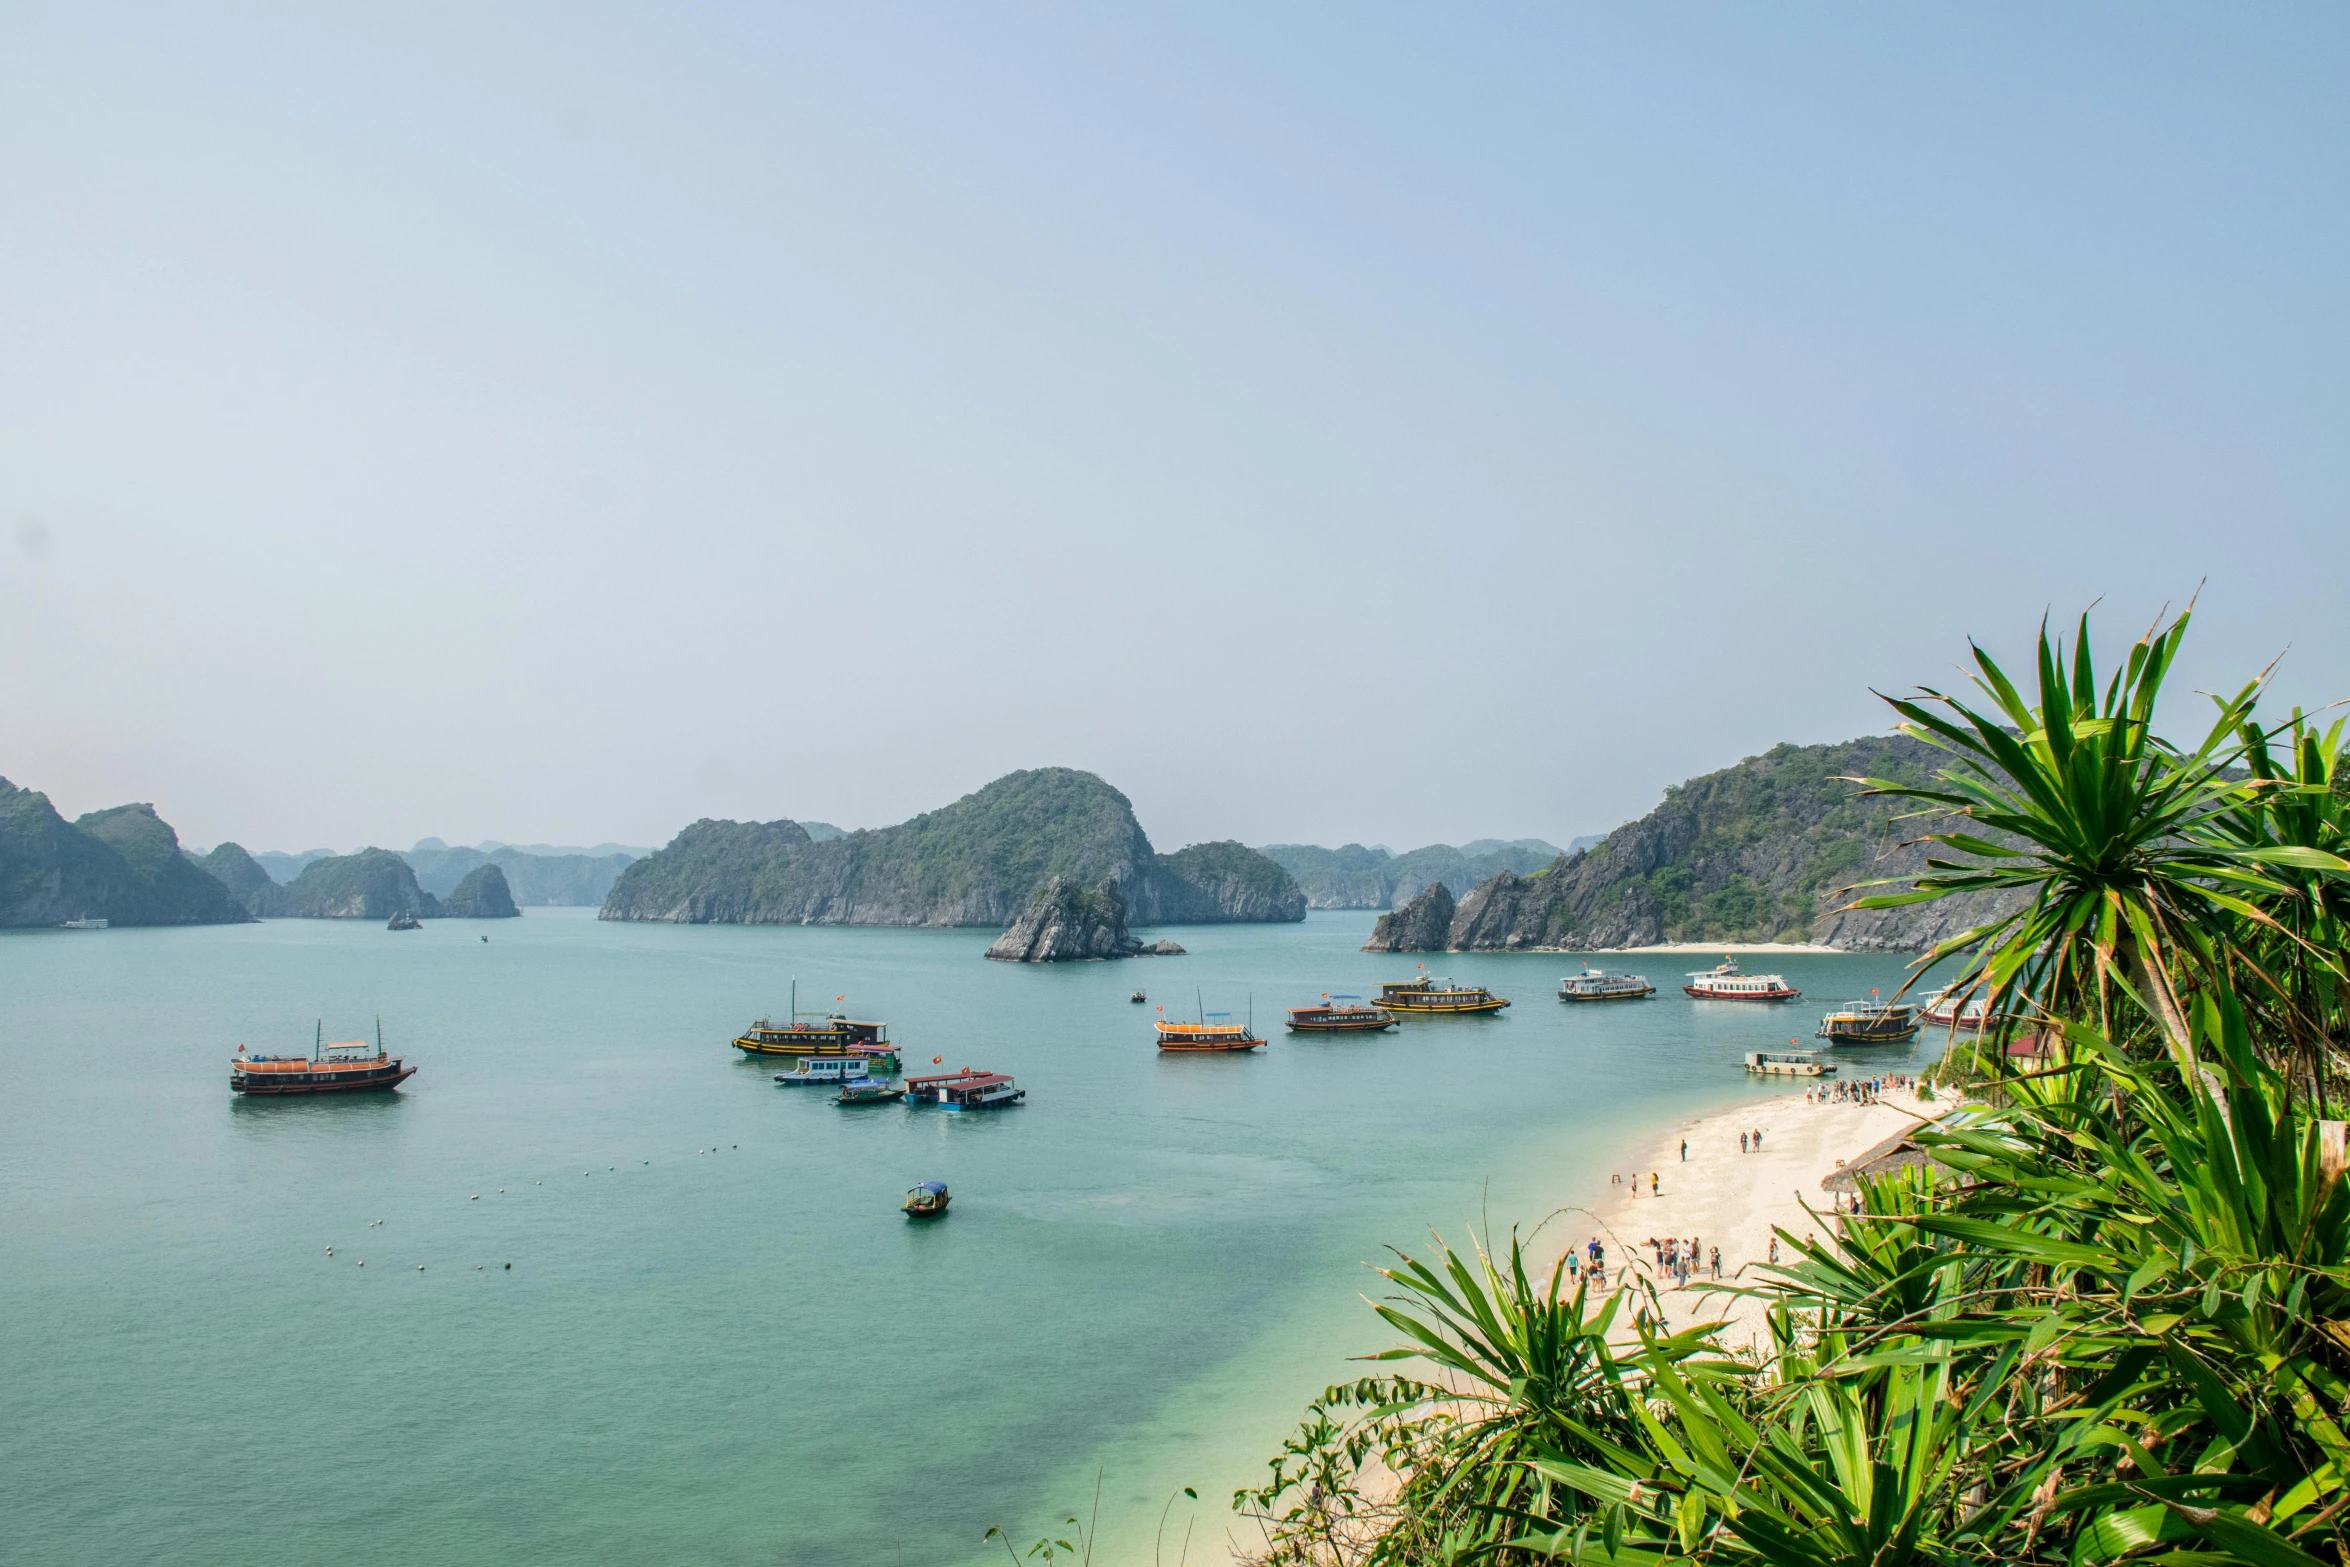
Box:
left=314, top=1019, right=322, bottom=1064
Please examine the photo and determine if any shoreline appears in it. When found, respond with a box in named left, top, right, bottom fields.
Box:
left=1540, top=1078, right=1937, bottom=1350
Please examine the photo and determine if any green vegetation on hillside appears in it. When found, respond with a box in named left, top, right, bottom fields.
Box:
left=0, top=779, right=251, bottom=927
left=603, top=768, right=1303, bottom=927
left=273, top=848, right=440, bottom=919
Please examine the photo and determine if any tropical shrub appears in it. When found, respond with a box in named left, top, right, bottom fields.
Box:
left=1240, top=605, right=2350, bottom=1566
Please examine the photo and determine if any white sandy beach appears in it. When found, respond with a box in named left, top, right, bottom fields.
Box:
left=1543, top=1079, right=1939, bottom=1350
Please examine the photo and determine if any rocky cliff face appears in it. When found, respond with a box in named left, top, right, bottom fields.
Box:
left=440, top=863, right=520, bottom=918
left=72, top=804, right=254, bottom=925
left=1151, top=841, right=1308, bottom=922
left=1362, top=880, right=1456, bottom=952
left=273, top=849, right=441, bottom=919
left=985, top=875, right=1142, bottom=961
left=0, top=779, right=254, bottom=928
left=601, top=769, right=1305, bottom=928
left=1364, top=734, right=2028, bottom=953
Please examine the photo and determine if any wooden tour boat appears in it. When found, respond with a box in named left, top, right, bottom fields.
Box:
left=905, top=1069, right=1026, bottom=1109
left=1377, top=974, right=1510, bottom=1015
left=1285, top=994, right=1396, bottom=1033
left=1156, top=990, right=1266, bottom=1051
left=1745, top=1047, right=1838, bottom=1077
left=1916, top=986, right=1996, bottom=1030
left=232, top=1021, right=416, bottom=1096
left=732, top=979, right=895, bottom=1062
left=903, top=1180, right=950, bottom=1218
left=1556, top=965, right=1656, bottom=1002
left=1816, top=995, right=1920, bottom=1045
left=1681, top=957, right=1801, bottom=1002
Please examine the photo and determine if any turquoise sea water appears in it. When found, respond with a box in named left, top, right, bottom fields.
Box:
left=1, top=912, right=1942, bottom=1565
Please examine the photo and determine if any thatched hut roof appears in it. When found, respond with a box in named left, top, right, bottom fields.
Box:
left=1821, top=1115, right=1959, bottom=1194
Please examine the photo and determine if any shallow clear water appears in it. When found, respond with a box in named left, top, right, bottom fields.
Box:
left=0, top=912, right=1943, bottom=1564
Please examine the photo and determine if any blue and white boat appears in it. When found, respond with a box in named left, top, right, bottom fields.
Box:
left=774, top=1057, right=876, bottom=1088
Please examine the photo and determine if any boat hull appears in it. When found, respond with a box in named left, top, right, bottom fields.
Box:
left=1157, top=1037, right=1265, bottom=1052
left=231, top=1065, right=417, bottom=1096
left=1820, top=1026, right=1920, bottom=1046
left=1557, top=988, right=1655, bottom=1003
left=1285, top=1011, right=1396, bottom=1033
left=1682, top=986, right=1800, bottom=1002
left=1382, top=997, right=1509, bottom=1014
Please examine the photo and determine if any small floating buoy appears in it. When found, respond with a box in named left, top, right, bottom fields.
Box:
left=470, top=1194, right=479, bottom=1200
left=325, top=1246, right=332, bottom=1254
left=417, top=1264, right=425, bottom=1271
left=357, top=1261, right=364, bottom=1267
left=476, top=1265, right=483, bottom=1270
left=504, top=1262, right=511, bottom=1269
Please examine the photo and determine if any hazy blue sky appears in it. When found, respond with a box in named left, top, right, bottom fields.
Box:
left=5, top=5, right=2346, bottom=855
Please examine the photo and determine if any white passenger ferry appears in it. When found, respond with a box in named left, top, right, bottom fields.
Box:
left=1681, top=956, right=1800, bottom=1002
left=1556, top=965, right=1656, bottom=1002
left=1916, top=986, right=1995, bottom=1029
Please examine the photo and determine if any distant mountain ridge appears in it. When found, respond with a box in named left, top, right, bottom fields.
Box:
left=1363, top=734, right=2026, bottom=953
left=0, top=778, right=252, bottom=927
left=403, top=842, right=636, bottom=906
left=602, top=767, right=1307, bottom=927
left=1259, top=838, right=1566, bottom=910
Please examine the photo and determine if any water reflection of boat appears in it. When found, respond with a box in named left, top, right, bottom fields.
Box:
left=1681, top=957, right=1800, bottom=1002
left=1285, top=995, right=1396, bottom=1033
left=1556, top=965, right=1655, bottom=1002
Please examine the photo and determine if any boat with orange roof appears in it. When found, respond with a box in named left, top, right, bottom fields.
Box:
left=1155, top=992, right=1266, bottom=1052
left=231, top=1022, right=416, bottom=1096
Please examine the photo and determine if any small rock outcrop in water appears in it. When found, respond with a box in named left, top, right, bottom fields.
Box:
left=1361, top=881, right=1455, bottom=952
left=985, top=876, right=1144, bottom=962
left=439, top=863, right=521, bottom=918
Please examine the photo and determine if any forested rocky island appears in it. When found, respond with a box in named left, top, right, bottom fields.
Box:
left=1363, top=733, right=2026, bottom=953
left=0, top=780, right=253, bottom=927
left=601, top=767, right=1306, bottom=928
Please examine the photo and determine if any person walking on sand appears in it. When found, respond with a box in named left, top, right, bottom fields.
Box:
left=1710, top=1244, right=1721, bottom=1280
left=1752, top=1127, right=1763, bottom=1152
left=1740, top=1130, right=1749, bottom=1153
left=1769, top=1234, right=1780, bottom=1265
left=1651, top=1172, right=1660, bottom=1197
left=1680, top=1138, right=1687, bottom=1162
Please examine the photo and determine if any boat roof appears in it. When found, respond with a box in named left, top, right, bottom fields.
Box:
left=907, top=1068, right=997, bottom=1087
left=909, top=1180, right=947, bottom=1195
left=940, top=1073, right=1014, bottom=1091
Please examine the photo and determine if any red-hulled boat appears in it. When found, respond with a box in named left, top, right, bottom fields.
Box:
left=1680, top=957, right=1800, bottom=1002
left=232, top=1022, right=416, bottom=1096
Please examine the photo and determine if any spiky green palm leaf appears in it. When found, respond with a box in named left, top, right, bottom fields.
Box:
left=1839, top=607, right=2344, bottom=1065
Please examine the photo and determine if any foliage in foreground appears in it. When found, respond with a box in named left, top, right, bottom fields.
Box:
left=1238, top=604, right=2350, bottom=1565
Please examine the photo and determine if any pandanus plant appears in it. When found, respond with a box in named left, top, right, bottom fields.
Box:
left=1841, top=605, right=2347, bottom=1074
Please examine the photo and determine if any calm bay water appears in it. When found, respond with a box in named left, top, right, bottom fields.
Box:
left=1, top=912, right=1941, bottom=1565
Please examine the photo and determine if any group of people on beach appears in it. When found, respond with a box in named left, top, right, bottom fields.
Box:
left=1809, top=1072, right=1911, bottom=1106
left=1565, top=1237, right=1608, bottom=1289
left=1647, top=1233, right=1719, bottom=1284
